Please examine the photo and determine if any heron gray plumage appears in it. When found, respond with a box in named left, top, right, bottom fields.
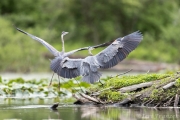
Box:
left=56, top=31, right=143, bottom=83
left=16, top=28, right=111, bottom=80
left=17, top=28, right=143, bottom=84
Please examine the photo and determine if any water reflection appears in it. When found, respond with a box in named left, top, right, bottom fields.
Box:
left=80, top=106, right=180, bottom=120
left=0, top=103, right=180, bottom=120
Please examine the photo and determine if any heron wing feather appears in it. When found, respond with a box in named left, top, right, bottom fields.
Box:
left=61, top=58, right=82, bottom=78
left=16, top=28, right=59, bottom=56
left=95, top=31, right=143, bottom=69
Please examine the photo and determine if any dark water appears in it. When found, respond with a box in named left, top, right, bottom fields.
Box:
left=0, top=99, right=180, bottom=120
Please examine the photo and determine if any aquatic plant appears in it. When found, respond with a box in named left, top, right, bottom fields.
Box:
left=0, top=76, right=90, bottom=99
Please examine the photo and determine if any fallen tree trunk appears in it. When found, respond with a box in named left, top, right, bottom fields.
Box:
left=118, top=81, right=156, bottom=93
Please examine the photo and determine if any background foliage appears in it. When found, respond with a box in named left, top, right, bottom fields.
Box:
left=0, top=0, right=180, bottom=72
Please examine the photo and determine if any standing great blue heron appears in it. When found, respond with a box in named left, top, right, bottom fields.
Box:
left=16, top=28, right=142, bottom=84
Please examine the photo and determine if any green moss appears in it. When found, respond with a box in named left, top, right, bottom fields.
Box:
left=150, top=89, right=164, bottom=100
left=88, top=73, right=171, bottom=102
left=104, top=74, right=170, bottom=89
left=99, top=90, right=127, bottom=102
left=175, top=78, right=180, bottom=87
left=149, top=87, right=177, bottom=102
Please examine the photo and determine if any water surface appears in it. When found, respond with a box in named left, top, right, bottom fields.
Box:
left=0, top=100, right=180, bottom=120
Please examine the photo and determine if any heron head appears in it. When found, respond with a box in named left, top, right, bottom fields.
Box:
left=88, top=47, right=94, bottom=56
left=88, top=46, right=95, bottom=51
left=61, top=31, right=69, bottom=37
left=112, top=39, right=120, bottom=45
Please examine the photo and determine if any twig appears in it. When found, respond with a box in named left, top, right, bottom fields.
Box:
left=117, top=69, right=133, bottom=76
left=174, top=94, right=179, bottom=107
left=165, top=96, right=174, bottom=106
left=154, top=103, right=161, bottom=107
left=146, top=99, right=154, bottom=106
left=142, top=99, right=151, bottom=106
left=146, top=70, right=150, bottom=74
left=110, top=69, right=133, bottom=78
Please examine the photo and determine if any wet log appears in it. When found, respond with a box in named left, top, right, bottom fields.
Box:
left=118, top=81, right=154, bottom=93
left=73, top=94, right=91, bottom=104
left=79, top=93, right=104, bottom=104
left=162, top=82, right=175, bottom=89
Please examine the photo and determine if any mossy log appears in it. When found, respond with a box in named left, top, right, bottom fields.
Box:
left=74, top=72, right=180, bottom=107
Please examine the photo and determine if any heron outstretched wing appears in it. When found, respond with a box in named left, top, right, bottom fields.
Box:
left=95, top=31, right=143, bottom=69
left=51, top=57, right=82, bottom=78
left=16, top=28, right=59, bottom=56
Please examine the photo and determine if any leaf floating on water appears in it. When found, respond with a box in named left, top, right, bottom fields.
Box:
left=0, top=76, right=89, bottom=99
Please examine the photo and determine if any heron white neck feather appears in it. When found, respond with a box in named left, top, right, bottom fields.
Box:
left=61, top=35, right=65, bottom=52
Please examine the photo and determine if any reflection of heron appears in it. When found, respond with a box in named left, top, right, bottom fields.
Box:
left=17, top=28, right=142, bottom=84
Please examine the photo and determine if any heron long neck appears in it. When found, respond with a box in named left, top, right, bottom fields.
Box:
left=88, top=49, right=93, bottom=56
left=61, top=35, right=65, bottom=52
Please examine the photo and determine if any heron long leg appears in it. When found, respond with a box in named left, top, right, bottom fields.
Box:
left=49, top=72, right=55, bottom=87
left=59, top=77, right=83, bottom=95
left=99, top=80, right=104, bottom=86
left=74, top=79, right=85, bottom=93
left=58, top=75, right=61, bottom=91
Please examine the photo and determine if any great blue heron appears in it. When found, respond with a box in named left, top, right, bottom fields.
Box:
left=16, top=28, right=143, bottom=84
left=60, top=31, right=143, bottom=83
left=16, top=28, right=111, bottom=79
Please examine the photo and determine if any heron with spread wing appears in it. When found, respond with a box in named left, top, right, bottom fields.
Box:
left=61, top=31, right=143, bottom=83
left=17, top=28, right=142, bottom=84
left=16, top=28, right=111, bottom=79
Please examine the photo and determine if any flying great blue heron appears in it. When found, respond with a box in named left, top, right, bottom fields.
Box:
left=16, top=28, right=143, bottom=84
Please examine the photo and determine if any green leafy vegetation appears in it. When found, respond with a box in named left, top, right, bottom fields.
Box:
left=0, top=0, right=180, bottom=72
left=0, top=76, right=90, bottom=99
